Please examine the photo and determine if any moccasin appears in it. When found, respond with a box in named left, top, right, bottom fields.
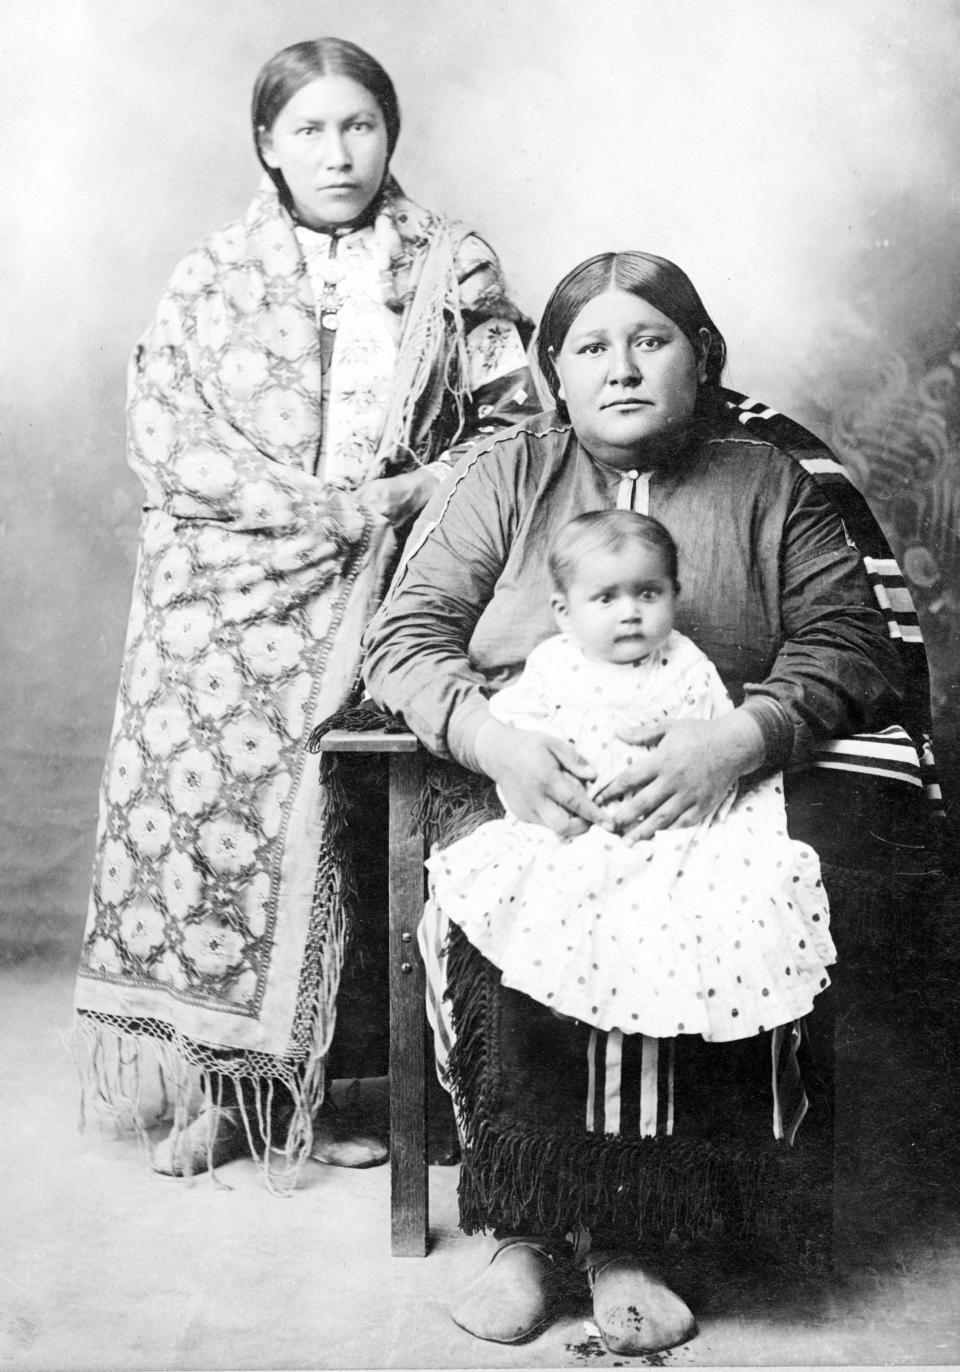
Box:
left=590, top=1256, right=696, bottom=1354
left=309, top=1096, right=388, bottom=1168
left=451, top=1239, right=558, bottom=1343
left=152, top=1104, right=247, bottom=1177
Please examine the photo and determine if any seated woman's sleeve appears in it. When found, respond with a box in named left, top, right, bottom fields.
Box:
left=362, top=447, right=513, bottom=765
left=741, top=465, right=906, bottom=767
left=722, top=387, right=934, bottom=755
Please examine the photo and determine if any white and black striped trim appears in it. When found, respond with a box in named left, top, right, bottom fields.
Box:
left=419, top=896, right=455, bottom=1073
left=585, top=1029, right=675, bottom=1138
left=771, top=1022, right=808, bottom=1145
left=731, top=397, right=779, bottom=424
left=812, top=725, right=924, bottom=787
left=918, top=735, right=943, bottom=805
left=862, top=556, right=923, bottom=644
left=798, top=455, right=850, bottom=480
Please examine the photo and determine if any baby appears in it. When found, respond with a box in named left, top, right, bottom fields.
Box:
left=427, top=509, right=835, bottom=1044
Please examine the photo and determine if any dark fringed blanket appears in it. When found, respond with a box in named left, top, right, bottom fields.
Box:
left=444, top=921, right=832, bottom=1243
left=310, top=701, right=943, bottom=1249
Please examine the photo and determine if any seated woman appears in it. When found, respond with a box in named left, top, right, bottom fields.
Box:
left=362, top=252, right=939, bottom=1353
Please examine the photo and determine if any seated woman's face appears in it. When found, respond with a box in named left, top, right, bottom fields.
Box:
left=259, top=74, right=389, bottom=230
left=553, top=289, right=707, bottom=469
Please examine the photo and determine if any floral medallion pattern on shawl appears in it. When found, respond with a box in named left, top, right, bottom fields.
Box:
left=75, top=180, right=477, bottom=1071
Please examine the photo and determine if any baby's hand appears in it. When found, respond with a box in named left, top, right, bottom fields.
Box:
left=589, top=776, right=639, bottom=830
left=595, top=712, right=766, bottom=844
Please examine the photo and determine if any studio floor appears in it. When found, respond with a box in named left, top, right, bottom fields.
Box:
left=2, top=961, right=959, bottom=1372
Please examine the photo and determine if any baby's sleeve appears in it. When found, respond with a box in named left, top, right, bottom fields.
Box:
left=674, top=658, right=735, bottom=721
left=489, top=641, right=559, bottom=732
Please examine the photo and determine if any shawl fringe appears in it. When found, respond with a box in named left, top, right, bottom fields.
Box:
left=71, top=1013, right=327, bottom=1196
left=74, top=752, right=362, bottom=1195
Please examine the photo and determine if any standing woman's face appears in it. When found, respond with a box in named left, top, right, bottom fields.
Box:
left=551, top=289, right=709, bottom=469
left=259, top=74, right=390, bottom=230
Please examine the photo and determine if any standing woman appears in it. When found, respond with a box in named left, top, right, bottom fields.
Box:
left=74, top=38, right=536, bottom=1185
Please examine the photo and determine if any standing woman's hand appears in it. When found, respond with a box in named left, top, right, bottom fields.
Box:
left=358, top=468, right=440, bottom=527
left=474, top=719, right=614, bottom=840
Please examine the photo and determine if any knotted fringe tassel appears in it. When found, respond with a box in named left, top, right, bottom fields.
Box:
left=457, top=1121, right=780, bottom=1243
left=414, top=764, right=502, bottom=850
left=72, top=1016, right=325, bottom=1198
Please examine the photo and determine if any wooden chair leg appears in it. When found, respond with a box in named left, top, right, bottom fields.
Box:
left=388, top=749, right=428, bottom=1256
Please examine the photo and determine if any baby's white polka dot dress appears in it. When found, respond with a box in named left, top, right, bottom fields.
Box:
left=426, top=632, right=835, bottom=1043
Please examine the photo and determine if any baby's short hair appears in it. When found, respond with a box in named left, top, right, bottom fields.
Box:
left=548, top=510, right=680, bottom=594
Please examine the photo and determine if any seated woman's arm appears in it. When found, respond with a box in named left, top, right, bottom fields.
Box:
left=597, top=466, right=906, bottom=841
left=364, top=440, right=904, bottom=842
left=745, top=466, right=905, bottom=758
left=722, top=387, right=935, bottom=755
left=362, top=448, right=611, bottom=836
left=362, top=453, right=507, bottom=760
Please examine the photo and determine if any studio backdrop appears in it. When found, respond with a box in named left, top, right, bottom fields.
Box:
left=2, top=0, right=958, bottom=958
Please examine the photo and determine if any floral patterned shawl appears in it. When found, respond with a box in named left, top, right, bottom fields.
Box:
left=74, top=178, right=535, bottom=1184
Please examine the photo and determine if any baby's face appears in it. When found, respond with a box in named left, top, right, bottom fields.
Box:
left=552, top=541, right=676, bottom=665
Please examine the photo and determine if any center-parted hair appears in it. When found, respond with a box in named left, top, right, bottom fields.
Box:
left=251, top=38, right=401, bottom=193
left=548, top=510, right=680, bottom=595
left=536, top=252, right=727, bottom=419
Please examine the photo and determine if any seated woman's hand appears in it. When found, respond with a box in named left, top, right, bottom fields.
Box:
left=358, top=469, right=438, bottom=527
left=594, top=710, right=767, bottom=845
left=474, top=719, right=614, bottom=840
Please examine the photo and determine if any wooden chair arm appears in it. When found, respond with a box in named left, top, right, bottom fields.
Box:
left=317, top=728, right=420, bottom=754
